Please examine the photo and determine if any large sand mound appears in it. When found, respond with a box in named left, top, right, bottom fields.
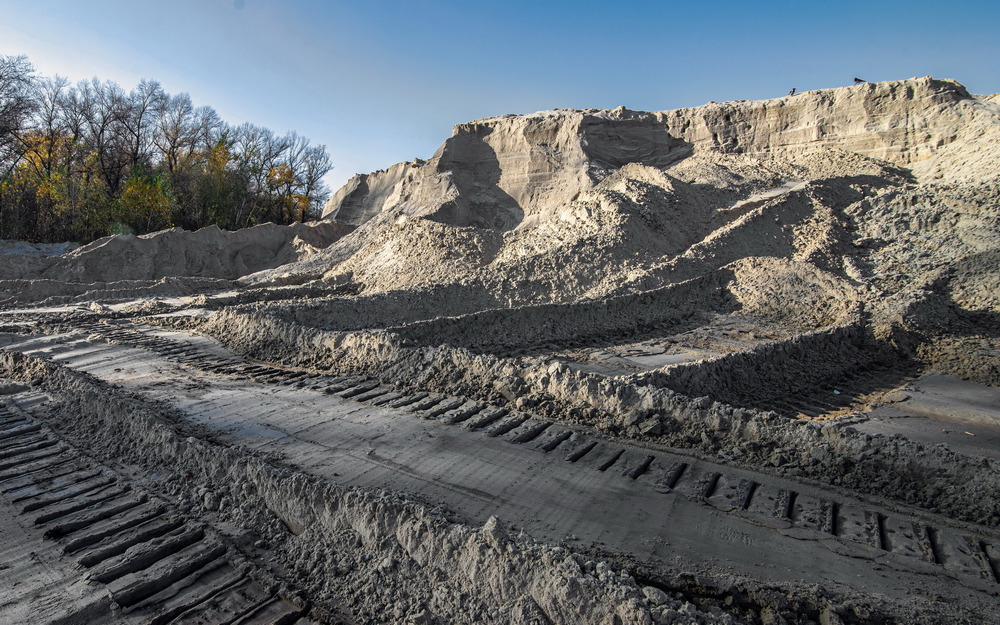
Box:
left=233, top=76, right=998, bottom=403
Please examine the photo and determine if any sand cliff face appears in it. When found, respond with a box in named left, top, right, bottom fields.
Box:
left=324, top=76, right=998, bottom=225
left=658, top=77, right=995, bottom=177
left=328, top=109, right=687, bottom=230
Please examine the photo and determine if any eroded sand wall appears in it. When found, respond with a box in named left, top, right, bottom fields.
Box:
left=199, top=310, right=1000, bottom=527
left=254, top=282, right=502, bottom=332
left=658, top=78, right=979, bottom=169
left=631, top=324, right=895, bottom=407
left=386, top=272, right=736, bottom=352
left=0, top=276, right=238, bottom=307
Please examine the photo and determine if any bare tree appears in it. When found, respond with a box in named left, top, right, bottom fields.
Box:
left=121, top=79, right=166, bottom=170
left=25, top=75, right=71, bottom=179
left=192, top=105, right=224, bottom=154
left=154, top=92, right=197, bottom=174
left=299, top=143, right=332, bottom=219
left=79, top=78, right=131, bottom=195
left=232, top=122, right=291, bottom=226
left=0, top=55, right=36, bottom=176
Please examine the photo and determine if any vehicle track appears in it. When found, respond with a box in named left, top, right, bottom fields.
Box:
left=0, top=398, right=315, bottom=625
left=753, top=360, right=925, bottom=419
left=21, top=312, right=930, bottom=422
left=11, top=316, right=1000, bottom=598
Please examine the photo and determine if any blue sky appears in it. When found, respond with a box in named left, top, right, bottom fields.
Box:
left=2, top=0, right=998, bottom=192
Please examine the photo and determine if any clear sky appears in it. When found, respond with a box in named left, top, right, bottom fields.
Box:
left=2, top=0, right=998, bottom=192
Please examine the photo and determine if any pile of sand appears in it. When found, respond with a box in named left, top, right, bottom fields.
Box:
left=0, top=221, right=351, bottom=305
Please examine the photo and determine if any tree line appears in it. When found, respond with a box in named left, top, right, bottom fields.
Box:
left=0, top=54, right=333, bottom=243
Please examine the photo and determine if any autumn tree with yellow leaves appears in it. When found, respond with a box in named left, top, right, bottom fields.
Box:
left=0, top=54, right=332, bottom=243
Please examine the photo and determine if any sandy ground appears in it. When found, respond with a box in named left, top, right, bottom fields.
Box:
left=0, top=78, right=997, bottom=625
left=0, top=386, right=313, bottom=625
left=851, top=373, right=1000, bottom=459
left=2, top=324, right=998, bottom=624
left=0, top=486, right=117, bottom=623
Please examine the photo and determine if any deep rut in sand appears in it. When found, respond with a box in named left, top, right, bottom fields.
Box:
left=0, top=396, right=315, bottom=625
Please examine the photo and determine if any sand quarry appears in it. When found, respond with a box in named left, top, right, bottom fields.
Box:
left=0, top=77, right=998, bottom=624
